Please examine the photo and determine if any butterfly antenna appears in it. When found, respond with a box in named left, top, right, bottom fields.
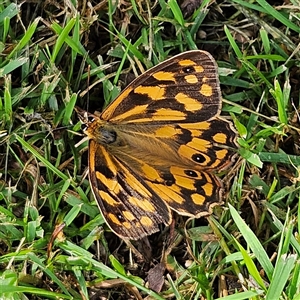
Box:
left=86, top=64, right=91, bottom=115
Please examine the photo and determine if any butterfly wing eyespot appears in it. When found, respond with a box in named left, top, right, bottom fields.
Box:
left=78, top=50, right=238, bottom=240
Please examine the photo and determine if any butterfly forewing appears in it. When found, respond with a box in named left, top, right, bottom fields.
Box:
left=79, top=50, right=238, bottom=240
left=89, top=140, right=171, bottom=239
left=101, top=51, right=222, bottom=124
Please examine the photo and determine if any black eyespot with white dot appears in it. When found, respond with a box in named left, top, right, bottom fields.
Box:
left=184, top=170, right=198, bottom=177
left=192, top=153, right=206, bottom=164
left=183, top=66, right=195, bottom=73
left=117, top=214, right=125, bottom=222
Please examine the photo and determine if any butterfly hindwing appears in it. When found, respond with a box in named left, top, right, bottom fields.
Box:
left=144, top=166, right=223, bottom=217
left=104, top=119, right=236, bottom=173
left=173, top=118, right=237, bottom=170
left=94, top=122, right=236, bottom=222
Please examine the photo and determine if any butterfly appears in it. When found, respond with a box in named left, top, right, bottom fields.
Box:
left=76, top=50, right=237, bottom=240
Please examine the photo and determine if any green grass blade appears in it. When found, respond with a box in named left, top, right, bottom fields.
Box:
left=6, top=17, right=40, bottom=60
left=14, top=135, right=71, bottom=182
left=229, top=204, right=274, bottom=280
left=51, top=17, right=76, bottom=63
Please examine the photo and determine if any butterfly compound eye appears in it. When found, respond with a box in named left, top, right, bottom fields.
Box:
left=87, top=116, right=94, bottom=122
left=81, top=123, right=88, bottom=131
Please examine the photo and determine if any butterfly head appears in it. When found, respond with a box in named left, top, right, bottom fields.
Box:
left=75, top=106, right=96, bottom=135
left=75, top=106, right=118, bottom=145
left=75, top=105, right=93, bottom=123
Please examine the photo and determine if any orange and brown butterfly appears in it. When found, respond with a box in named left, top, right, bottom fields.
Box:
left=76, top=50, right=237, bottom=240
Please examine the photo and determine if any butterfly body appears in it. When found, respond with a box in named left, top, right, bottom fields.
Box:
left=77, top=50, right=237, bottom=240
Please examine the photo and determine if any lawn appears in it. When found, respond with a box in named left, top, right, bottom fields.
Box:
left=1, top=0, right=300, bottom=299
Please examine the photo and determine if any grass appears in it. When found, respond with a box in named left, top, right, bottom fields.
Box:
left=1, top=0, right=300, bottom=299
